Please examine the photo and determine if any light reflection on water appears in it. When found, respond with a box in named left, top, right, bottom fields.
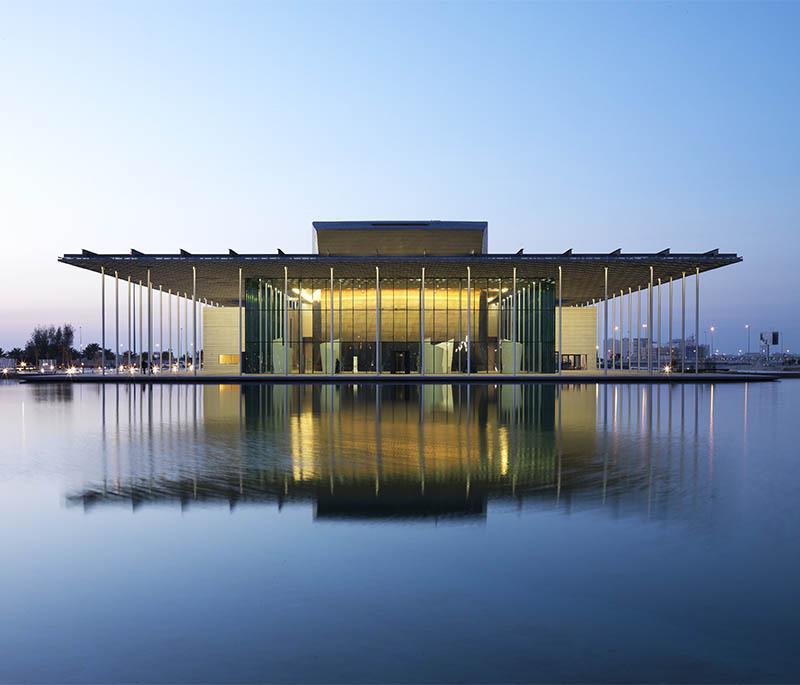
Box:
left=0, top=380, right=798, bottom=683
left=49, top=383, right=714, bottom=522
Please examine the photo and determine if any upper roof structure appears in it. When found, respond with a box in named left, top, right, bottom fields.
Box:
left=312, top=221, right=488, bottom=256
left=59, top=219, right=742, bottom=307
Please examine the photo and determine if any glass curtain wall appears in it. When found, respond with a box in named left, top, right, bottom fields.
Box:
left=518, top=278, right=556, bottom=373
left=244, top=273, right=555, bottom=374
left=244, top=278, right=284, bottom=373
left=333, top=278, right=377, bottom=373
left=497, top=278, right=556, bottom=373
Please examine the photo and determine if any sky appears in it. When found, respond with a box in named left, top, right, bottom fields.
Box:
left=1, top=1, right=798, bottom=353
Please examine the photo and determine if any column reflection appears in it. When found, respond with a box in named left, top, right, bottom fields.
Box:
left=75, top=381, right=724, bottom=524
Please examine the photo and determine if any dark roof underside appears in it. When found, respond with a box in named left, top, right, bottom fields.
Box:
left=59, top=251, right=741, bottom=307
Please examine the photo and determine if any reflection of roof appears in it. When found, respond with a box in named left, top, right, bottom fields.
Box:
left=64, top=468, right=704, bottom=525
left=59, top=249, right=741, bottom=307
left=314, top=484, right=486, bottom=520
left=67, top=480, right=494, bottom=519
left=64, top=459, right=650, bottom=517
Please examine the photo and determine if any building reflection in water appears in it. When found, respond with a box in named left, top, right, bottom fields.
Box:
left=68, top=382, right=719, bottom=523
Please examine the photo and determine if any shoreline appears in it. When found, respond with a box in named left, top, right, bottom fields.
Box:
left=14, top=371, right=783, bottom=385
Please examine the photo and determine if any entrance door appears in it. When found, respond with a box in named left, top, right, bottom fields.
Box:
left=393, top=350, right=407, bottom=373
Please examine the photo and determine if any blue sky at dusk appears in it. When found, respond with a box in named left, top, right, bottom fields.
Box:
left=1, top=1, right=798, bottom=352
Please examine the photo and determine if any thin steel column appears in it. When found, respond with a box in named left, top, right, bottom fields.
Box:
left=558, top=266, right=562, bottom=374
left=127, top=276, right=132, bottom=369
left=695, top=266, right=700, bottom=374
left=420, top=267, right=425, bottom=375
left=159, top=285, right=163, bottom=371
left=657, top=277, right=662, bottom=371
left=192, top=266, right=197, bottom=376
left=147, top=269, right=152, bottom=375
left=101, top=267, right=106, bottom=375
left=297, top=277, right=303, bottom=373
left=375, top=266, right=381, bottom=375
left=669, top=278, right=673, bottom=368
left=114, top=271, right=119, bottom=373
left=201, top=298, right=206, bottom=370
left=132, top=279, right=136, bottom=361
left=637, top=286, right=641, bottom=371
left=184, top=291, right=188, bottom=371
left=176, top=292, right=181, bottom=369
left=168, top=289, right=172, bottom=369
left=611, top=296, right=616, bottom=370
left=537, top=282, right=542, bottom=371
left=283, top=267, right=289, bottom=374
left=330, top=267, right=335, bottom=375
left=627, top=287, right=632, bottom=370
left=603, top=267, right=608, bottom=375
left=592, top=298, right=597, bottom=369
left=237, top=268, right=242, bottom=374
left=521, top=285, right=526, bottom=371
left=681, top=272, right=686, bottom=373
left=647, top=267, right=653, bottom=373
left=204, top=298, right=207, bottom=366
left=138, top=280, right=143, bottom=370
left=257, top=281, right=264, bottom=371
left=466, top=266, right=471, bottom=375
left=494, top=278, right=503, bottom=373
left=512, top=267, right=517, bottom=376
left=618, top=290, right=623, bottom=371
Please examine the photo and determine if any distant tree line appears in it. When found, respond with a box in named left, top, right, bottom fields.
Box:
left=0, top=324, right=113, bottom=367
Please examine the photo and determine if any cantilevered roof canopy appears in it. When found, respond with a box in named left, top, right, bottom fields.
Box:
left=60, top=249, right=741, bottom=307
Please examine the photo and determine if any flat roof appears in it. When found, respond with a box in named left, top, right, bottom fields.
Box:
left=60, top=249, right=741, bottom=307
left=312, top=221, right=488, bottom=231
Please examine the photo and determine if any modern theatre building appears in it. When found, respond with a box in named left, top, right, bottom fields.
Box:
left=60, top=221, right=741, bottom=376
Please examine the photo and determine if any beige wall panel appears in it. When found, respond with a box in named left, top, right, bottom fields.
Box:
left=203, top=307, right=242, bottom=375
left=556, top=307, right=597, bottom=370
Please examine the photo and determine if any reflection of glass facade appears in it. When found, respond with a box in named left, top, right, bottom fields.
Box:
left=71, top=381, right=720, bottom=524
left=244, top=274, right=556, bottom=374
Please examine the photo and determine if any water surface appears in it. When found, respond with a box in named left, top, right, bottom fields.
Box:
left=0, top=380, right=798, bottom=683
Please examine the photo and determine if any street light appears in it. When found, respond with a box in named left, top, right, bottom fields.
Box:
left=710, top=325, right=716, bottom=358
left=745, top=324, right=750, bottom=355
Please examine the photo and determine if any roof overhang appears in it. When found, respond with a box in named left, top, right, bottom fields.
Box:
left=60, top=249, right=742, bottom=307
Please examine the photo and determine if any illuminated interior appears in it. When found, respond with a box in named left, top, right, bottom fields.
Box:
left=244, top=276, right=556, bottom=373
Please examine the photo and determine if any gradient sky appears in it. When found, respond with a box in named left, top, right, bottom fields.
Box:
left=1, top=1, right=798, bottom=352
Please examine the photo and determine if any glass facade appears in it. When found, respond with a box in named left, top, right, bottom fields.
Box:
left=244, top=273, right=556, bottom=374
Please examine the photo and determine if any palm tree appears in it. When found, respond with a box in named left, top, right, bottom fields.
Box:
left=7, top=348, right=25, bottom=362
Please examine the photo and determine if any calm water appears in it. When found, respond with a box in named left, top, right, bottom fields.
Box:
left=0, top=380, right=799, bottom=683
